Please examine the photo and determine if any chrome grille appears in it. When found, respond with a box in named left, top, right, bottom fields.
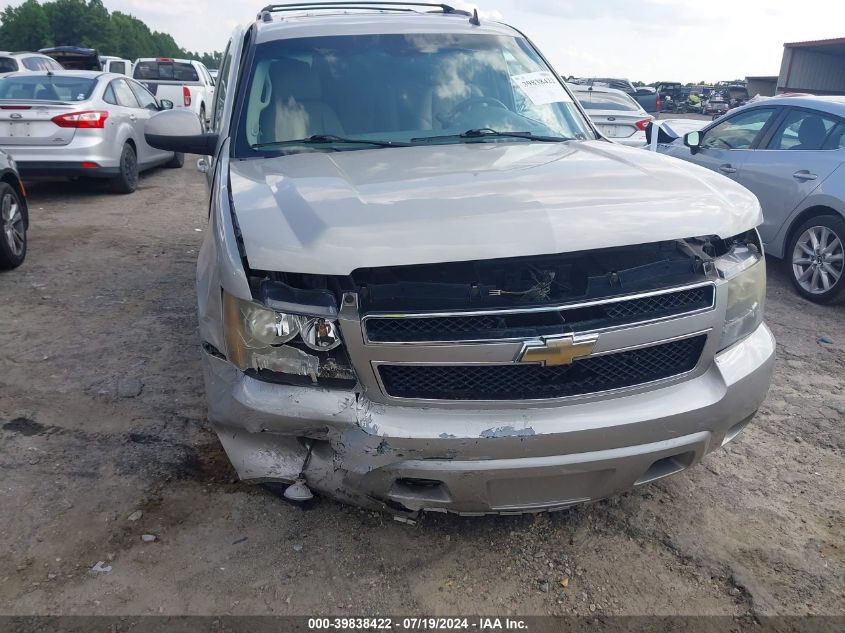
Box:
left=365, top=285, right=714, bottom=343
left=602, top=287, right=710, bottom=319
left=378, top=335, right=707, bottom=401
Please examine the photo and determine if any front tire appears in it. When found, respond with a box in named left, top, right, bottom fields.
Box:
left=0, top=181, right=27, bottom=269
left=112, top=143, right=139, bottom=194
left=788, top=214, right=845, bottom=304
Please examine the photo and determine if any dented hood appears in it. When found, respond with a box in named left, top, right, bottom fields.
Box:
left=228, top=140, right=761, bottom=276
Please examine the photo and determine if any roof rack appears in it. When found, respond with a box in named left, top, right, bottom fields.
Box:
left=258, top=2, right=473, bottom=22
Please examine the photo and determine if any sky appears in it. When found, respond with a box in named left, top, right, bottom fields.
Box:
left=9, top=0, right=845, bottom=82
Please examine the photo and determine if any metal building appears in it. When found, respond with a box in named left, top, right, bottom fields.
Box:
left=778, top=37, right=845, bottom=95
left=745, top=76, right=778, bottom=97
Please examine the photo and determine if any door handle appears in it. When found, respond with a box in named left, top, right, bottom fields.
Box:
left=793, top=170, right=818, bottom=181
left=718, top=164, right=737, bottom=174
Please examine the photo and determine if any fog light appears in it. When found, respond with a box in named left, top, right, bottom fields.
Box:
left=301, top=318, right=342, bottom=351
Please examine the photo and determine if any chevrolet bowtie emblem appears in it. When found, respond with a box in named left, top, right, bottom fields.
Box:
left=518, top=335, right=599, bottom=366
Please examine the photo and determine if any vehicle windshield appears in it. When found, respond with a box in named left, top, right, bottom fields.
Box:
left=134, top=61, right=199, bottom=82
left=235, top=32, right=593, bottom=155
left=575, top=90, right=641, bottom=112
left=0, top=75, right=96, bottom=101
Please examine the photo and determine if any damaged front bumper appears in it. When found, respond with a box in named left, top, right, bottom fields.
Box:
left=202, top=323, right=775, bottom=516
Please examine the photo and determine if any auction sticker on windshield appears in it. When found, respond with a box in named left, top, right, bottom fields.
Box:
left=511, top=72, right=572, bottom=105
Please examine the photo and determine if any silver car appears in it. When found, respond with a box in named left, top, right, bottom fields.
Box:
left=659, top=95, right=845, bottom=303
left=570, top=84, right=653, bottom=146
left=0, top=71, right=184, bottom=193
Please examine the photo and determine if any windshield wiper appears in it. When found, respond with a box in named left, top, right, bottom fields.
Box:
left=411, top=128, right=570, bottom=143
left=251, top=134, right=413, bottom=150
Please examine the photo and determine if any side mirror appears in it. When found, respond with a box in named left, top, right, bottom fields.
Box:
left=145, top=109, right=218, bottom=155
left=684, top=131, right=702, bottom=154
left=159, top=99, right=174, bottom=111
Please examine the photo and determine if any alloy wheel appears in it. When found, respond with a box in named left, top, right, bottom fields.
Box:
left=792, top=225, right=844, bottom=294
left=1, top=191, right=24, bottom=257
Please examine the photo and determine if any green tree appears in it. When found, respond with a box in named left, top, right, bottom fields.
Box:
left=0, top=0, right=222, bottom=63
left=43, top=0, right=89, bottom=46
left=0, top=0, right=52, bottom=50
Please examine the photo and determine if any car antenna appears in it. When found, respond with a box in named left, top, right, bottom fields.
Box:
left=469, top=8, right=480, bottom=25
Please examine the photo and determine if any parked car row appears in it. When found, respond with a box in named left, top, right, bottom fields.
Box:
left=1, top=48, right=217, bottom=128
left=653, top=95, right=845, bottom=303
left=567, top=77, right=660, bottom=114
left=0, top=50, right=217, bottom=271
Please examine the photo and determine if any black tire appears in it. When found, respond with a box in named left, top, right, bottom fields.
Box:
left=786, top=213, right=845, bottom=305
left=0, top=181, right=27, bottom=270
left=199, top=106, right=207, bottom=133
left=165, top=152, right=185, bottom=168
left=112, top=143, right=139, bottom=194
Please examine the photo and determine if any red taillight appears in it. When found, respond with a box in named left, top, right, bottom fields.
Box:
left=635, top=118, right=653, bottom=132
left=183, top=86, right=191, bottom=107
left=52, top=111, right=109, bottom=129
left=655, top=95, right=661, bottom=111
left=81, top=162, right=99, bottom=168
left=157, top=57, right=174, bottom=62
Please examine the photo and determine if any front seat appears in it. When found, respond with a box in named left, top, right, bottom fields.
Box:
left=792, top=116, right=827, bottom=150
left=259, top=58, right=344, bottom=143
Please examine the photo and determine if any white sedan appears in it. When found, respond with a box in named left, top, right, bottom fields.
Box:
left=570, top=84, right=653, bottom=146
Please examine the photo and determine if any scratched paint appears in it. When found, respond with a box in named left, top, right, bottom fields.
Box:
left=479, top=426, right=536, bottom=438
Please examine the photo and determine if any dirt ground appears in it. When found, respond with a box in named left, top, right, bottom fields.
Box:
left=1, top=160, right=843, bottom=618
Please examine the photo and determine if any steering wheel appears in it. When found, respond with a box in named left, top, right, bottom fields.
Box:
left=439, top=97, right=510, bottom=125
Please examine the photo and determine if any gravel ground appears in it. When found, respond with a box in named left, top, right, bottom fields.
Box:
left=0, top=161, right=843, bottom=618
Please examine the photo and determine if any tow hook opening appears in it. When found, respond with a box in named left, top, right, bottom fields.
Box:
left=635, top=451, right=696, bottom=486
left=389, top=478, right=452, bottom=505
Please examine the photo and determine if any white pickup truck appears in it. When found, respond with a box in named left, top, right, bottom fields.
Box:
left=132, top=58, right=215, bottom=130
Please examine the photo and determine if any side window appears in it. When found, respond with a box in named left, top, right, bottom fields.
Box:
left=111, top=61, right=127, bottom=75
left=200, top=65, right=212, bottom=86
left=103, top=82, right=117, bottom=105
left=22, top=57, right=43, bottom=71
left=48, top=59, right=63, bottom=71
left=128, top=80, right=159, bottom=111
left=824, top=123, right=845, bottom=150
left=0, top=57, right=18, bottom=73
left=112, top=79, right=140, bottom=108
left=767, top=109, right=839, bottom=151
left=701, top=108, right=776, bottom=150
left=211, top=42, right=233, bottom=132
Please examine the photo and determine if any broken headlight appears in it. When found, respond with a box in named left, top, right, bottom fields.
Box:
left=715, top=237, right=766, bottom=351
left=222, top=291, right=356, bottom=387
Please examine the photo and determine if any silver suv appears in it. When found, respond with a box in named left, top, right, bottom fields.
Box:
left=146, top=3, right=775, bottom=516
